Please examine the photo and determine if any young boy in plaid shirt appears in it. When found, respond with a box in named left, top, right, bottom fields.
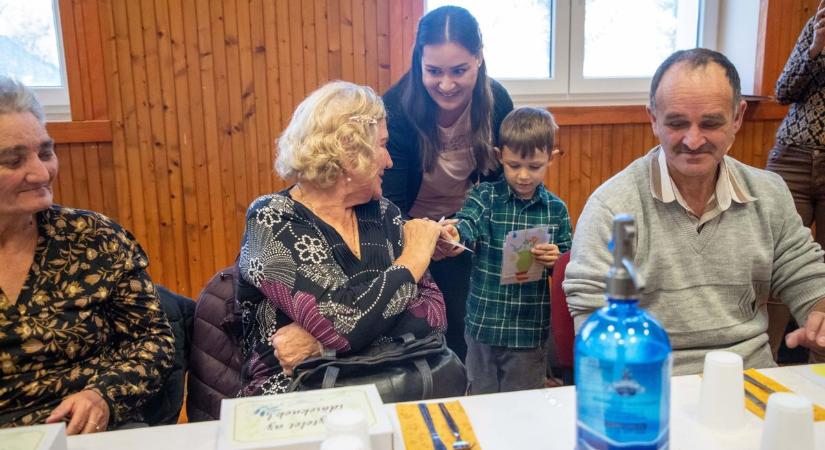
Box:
left=440, top=107, right=572, bottom=394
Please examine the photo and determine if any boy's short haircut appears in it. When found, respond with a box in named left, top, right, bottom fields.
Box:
left=498, top=107, right=559, bottom=159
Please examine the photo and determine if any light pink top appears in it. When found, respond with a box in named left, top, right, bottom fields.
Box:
left=408, top=103, right=476, bottom=219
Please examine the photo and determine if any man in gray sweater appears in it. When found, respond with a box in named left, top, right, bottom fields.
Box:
left=563, top=48, right=825, bottom=375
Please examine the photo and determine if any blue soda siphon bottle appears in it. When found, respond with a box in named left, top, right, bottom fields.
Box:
left=574, top=215, right=672, bottom=450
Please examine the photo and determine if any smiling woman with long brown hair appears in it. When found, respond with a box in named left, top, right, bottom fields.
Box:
left=381, top=5, right=514, bottom=360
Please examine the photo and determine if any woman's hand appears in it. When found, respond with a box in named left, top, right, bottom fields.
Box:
left=531, top=243, right=561, bottom=268
left=396, top=219, right=442, bottom=280
left=432, top=221, right=464, bottom=260
left=270, top=323, right=323, bottom=376
left=809, top=0, right=825, bottom=58
left=45, top=389, right=109, bottom=435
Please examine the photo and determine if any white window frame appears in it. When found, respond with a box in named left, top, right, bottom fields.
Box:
left=13, top=0, right=72, bottom=121
left=478, top=0, right=725, bottom=107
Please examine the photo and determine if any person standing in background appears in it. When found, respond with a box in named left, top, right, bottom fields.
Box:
left=766, top=1, right=825, bottom=360
left=382, top=5, right=514, bottom=360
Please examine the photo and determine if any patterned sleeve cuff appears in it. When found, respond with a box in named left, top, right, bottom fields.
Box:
left=389, top=264, right=417, bottom=284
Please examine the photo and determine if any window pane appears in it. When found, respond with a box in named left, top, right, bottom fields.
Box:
left=583, top=0, right=700, bottom=78
left=0, top=0, right=63, bottom=87
left=426, top=0, right=554, bottom=79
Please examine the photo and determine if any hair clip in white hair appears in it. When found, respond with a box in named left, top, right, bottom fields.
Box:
left=348, top=115, right=378, bottom=125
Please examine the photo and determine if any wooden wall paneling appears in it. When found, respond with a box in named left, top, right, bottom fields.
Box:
left=765, top=120, right=780, bottom=162
left=163, top=0, right=207, bottom=292
left=153, top=0, right=184, bottom=288
left=314, top=0, right=330, bottom=86
left=388, top=1, right=403, bottom=83
left=546, top=127, right=561, bottom=195
left=46, top=120, right=112, bottom=143
left=96, top=2, right=127, bottom=223
left=733, top=119, right=754, bottom=166
left=326, top=0, right=343, bottom=81
left=754, top=0, right=774, bottom=95
left=241, top=0, right=265, bottom=207
left=352, top=0, right=367, bottom=84
left=94, top=142, right=117, bottom=218
left=221, top=0, right=251, bottom=256
left=401, top=0, right=416, bottom=77
left=340, top=0, right=355, bottom=82
left=207, top=0, right=239, bottom=267
left=261, top=0, right=281, bottom=146
left=568, top=125, right=583, bottom=223
left=61, top=0, right=86, bottom=120
left=275, top=0, right=295, bottom=131
left=182, top=0, right=220, bottom=287
left=194, top=0, right=230, bottom=269
left=577, top=124, right=592, bottom=225
left=139, top=0, right=177, bottom=289
left=53, top=146, right=74, bottom=205
left=239, top=0, right=263, bottom=200
left=364, top=0, right=379, bottom=89
left=54, top=2, right=99, bottom=216
left=286, top=0, right=305, bottom=98
left=777, top=3, right=795, bottom=87
left=262, top=0, right=286, bottom=193
left=72, top=1, right=95, bottom=118
left=590, top=125, right=604, bottom=196
left=755, top=0, right=820, bottom=96
left=69, top=143, right=91, bottom=208
left=79, top=1, right=108, bottom=119
left=125, top=0, right=167, bottom=283
left=108, top=1, right=147, bottom=247
left=376, top=0, right=391, bottom=92
left=153, top=0, right=191, bottom=294
left=300, top=2, right=318, bottom=94
left=557, top=127, right=571, bottom=205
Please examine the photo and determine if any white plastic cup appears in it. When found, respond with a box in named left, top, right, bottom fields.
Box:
left=759, top=393, right=814, bottom=450
left=320, top=434, right=369, bottom=450
left=698, top=351, right=745, bottom=430
left=324, top=409, right=371, bottom=450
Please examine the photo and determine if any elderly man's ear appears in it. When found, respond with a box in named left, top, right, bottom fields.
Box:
left=732, top=99, right=748, bottom=132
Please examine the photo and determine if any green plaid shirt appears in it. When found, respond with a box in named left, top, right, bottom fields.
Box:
left=455, top=179, right=572, bottom=348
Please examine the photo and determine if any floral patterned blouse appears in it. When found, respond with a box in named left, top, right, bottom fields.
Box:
left=236, top=192, right=446, bottom=396
left=0, top=205, right=175, bottom=427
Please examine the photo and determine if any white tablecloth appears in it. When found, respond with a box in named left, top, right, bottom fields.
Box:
left=66, top=366, right=825, bottom=450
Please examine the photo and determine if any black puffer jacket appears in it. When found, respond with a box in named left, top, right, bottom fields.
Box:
left=186, top=266, right=244, bottom=421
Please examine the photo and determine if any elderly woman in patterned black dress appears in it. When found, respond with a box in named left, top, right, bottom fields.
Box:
left=236, top=81, right=450, bottom=396
left=0, top=77, right=174, bottom=434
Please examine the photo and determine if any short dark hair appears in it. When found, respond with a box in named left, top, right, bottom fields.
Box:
left=649, top=48, right=741, bottom=111
left=499, top=107, right=558, bottom=159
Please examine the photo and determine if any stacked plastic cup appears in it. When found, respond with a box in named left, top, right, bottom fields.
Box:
left=698, top=351, right=745, bottom=430
left=759, top=392, right=814, bottom=450
left=322, top=409, right=372, bottom=450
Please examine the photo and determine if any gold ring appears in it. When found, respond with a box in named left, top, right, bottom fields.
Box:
left=89, top=420, right=100, bottom=431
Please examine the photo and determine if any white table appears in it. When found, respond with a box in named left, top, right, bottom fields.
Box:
left=67, top=365, right=825, bottom=450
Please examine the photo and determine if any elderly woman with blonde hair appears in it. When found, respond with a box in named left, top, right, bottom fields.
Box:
left=236, top=81, right=448, bottom=396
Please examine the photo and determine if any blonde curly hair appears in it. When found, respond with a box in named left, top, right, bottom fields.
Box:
left=275, top=81, right=387, bottom=189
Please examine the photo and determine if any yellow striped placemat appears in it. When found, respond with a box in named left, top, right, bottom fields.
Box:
left=396, top=401, right=481, bottom=450
left=744, top=368, right=825, bottom=421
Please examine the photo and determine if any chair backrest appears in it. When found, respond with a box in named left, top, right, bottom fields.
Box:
left=550, top=251, right=574, bottom=370
left=186, top=266, right=244, bottom=422
left=142, top=285, right=196, bottom=425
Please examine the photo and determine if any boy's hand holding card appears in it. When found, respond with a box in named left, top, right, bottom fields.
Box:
left=501, top=225, right=558, bottom=284
left=530, top=243, right=561, bottom=268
